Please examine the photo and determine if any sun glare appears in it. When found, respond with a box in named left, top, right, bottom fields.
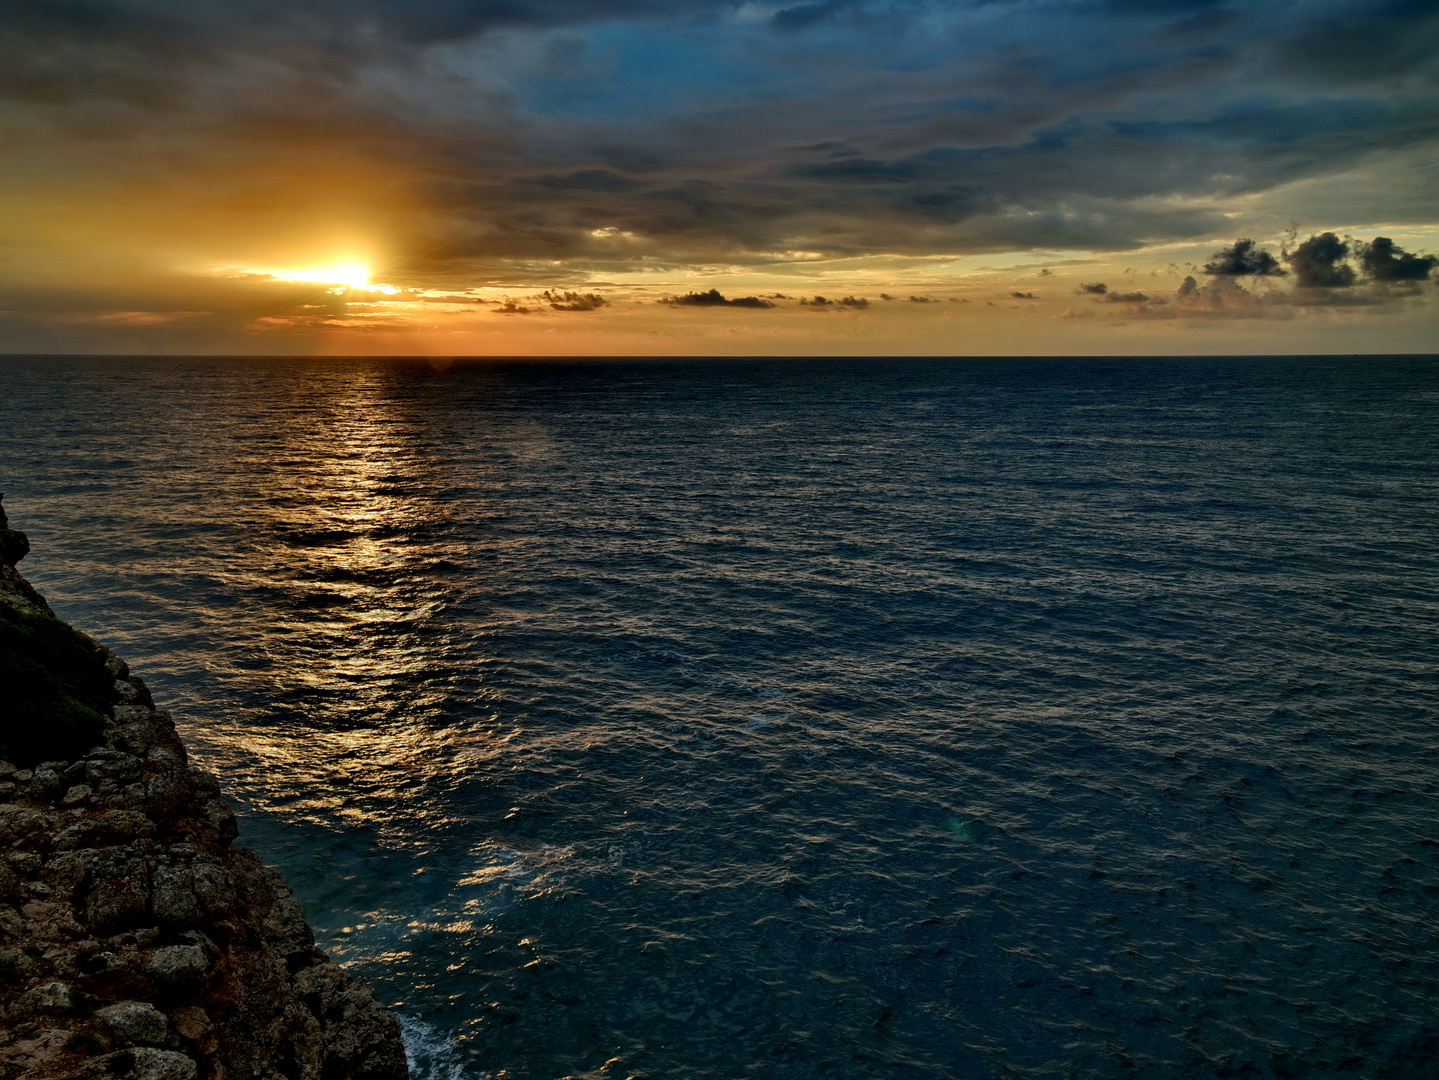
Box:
left=270, top=262, right=373, bottom=287
left=224, top=260, right=402, bottom=294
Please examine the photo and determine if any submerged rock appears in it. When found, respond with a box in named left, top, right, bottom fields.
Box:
left=0, top=502, right=409, bottom=1080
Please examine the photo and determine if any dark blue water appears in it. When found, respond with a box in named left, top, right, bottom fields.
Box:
left=3, top=355, right=1438, bottom=1079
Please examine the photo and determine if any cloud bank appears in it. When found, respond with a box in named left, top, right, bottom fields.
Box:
left=1, top=0, right=1437, bottom=351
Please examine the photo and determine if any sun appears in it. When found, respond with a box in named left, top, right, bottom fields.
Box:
left=268, top=261, right=373, bottom=287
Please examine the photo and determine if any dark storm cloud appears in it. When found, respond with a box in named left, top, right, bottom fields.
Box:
left=1357, top=237, right=1438, bottom=282
left=4, top=0, right=1439, bottom=280
left=1077, top=283, right=1109, bottom=295
left=1277, top=0, right=1439, bottom=83
left=1203, top=239, right=1286, bottom=277
left=1285, top=232, right=1357, bottom=288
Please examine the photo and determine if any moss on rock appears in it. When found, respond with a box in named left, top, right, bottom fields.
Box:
left=0, top=601, right=115, bottom=765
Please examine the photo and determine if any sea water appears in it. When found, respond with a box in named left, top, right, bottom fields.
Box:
left=2, top=355, right=1437, bottom=1078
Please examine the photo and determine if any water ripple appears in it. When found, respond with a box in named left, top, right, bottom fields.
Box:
left=3, top=355, right=1438, bottom=1078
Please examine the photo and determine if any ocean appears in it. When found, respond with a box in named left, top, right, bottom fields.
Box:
left=2, top=354, right=1437, bottom=1078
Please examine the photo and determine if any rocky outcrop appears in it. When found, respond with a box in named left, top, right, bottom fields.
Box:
left=0, top=496, right=408, bottom=1080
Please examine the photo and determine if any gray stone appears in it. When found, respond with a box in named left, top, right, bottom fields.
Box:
left=31, top=767, right=63, bottom=800
left=190, top=859, right=232, bottom=918
left=84, top=853, right=150, bottom=934
left=97, top=1001, right=172, bottom=1046
left=0, top=804, right=48, bottom=848
left=0, top=946, right=37, bottom=979
left=0, top=862, right=19, bottom=900
left=23, top=981, right=74, bottom=1013
left=129, top=1048, right=198, bottom=1080
left=100, top=647, right=129, bottom=679
left=85, top=751, right=143, bottom=786
left=75, top=1049, right=200, bottom=1080
left=62, top=784, right=93, bottom=807
left=150, top=865, right=202, bottom=927
left=112, top=705, right=153, bottom=726
left=9, top=851, right=42, bottom=875
left=148, top=944, right=208, bottom=989
left=264, top=895, right=315, bottom=958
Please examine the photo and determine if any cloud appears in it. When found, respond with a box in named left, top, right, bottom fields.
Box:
left=772, top=2, right=849, bottom=31
left=1011, top=291, right=1036, bottom=299
left=1285, top=232, right=1356, bottom=288
left=1357, top=237, right=1438, bottom=282
left=1077, top=283, right=1109, bottom=295
left=1202, top=238, right=1285, bottom=277
left=542, top=289, right=607, bottom=311
left=3, top=0, right=1439, bottom=335
left=660, top=288, right=775, bottom=308
left=1143, top=268, right=1411, bottom=318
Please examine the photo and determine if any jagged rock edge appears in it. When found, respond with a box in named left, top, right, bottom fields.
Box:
left=0, top=500, right=409, bottom=1080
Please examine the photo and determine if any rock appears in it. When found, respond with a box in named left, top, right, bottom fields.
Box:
left=0, top=503, right=409, bottom=1080
left=150, top=866, right=202, bottom=928
left=22, top=981, right=75, bottom=1013
left=31, top=767, right=63, bottom=801
left=0, top=527, right=30, bottom=566
left=83, top=852, right=151, bottom=935
left=264, top=895, right=316, bottom=961
left=294, top=964, right=409, bottom=1080
left=0, top=946, right=38, bottom=979
left=168, top=1005, right=213, bottom=1044
left=0, top=861, right=21, bottom=901
left=0, top=804, right=49, bottom=848
left=84, top=751, right=143, bottom=787
left=189, top=859, right=233, bottom=920
left=97, top=1001, right=172, bottom=1046
left=74, top=1048, right=199, bottom=1080
left=10, top=851, right=43, bottom=875
left=148, top=944, right=209, bottom=990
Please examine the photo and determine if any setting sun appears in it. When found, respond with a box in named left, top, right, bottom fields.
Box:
left=269, top=262, right=373, bottom=288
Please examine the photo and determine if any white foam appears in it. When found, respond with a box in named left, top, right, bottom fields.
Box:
left=398, top=1014, right=481, bottom=1080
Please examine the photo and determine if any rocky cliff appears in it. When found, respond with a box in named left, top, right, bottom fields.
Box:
left=0, top=496, right=410, bottom=1080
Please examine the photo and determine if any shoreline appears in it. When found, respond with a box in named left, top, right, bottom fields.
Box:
left=0, top=496, right=409, bottom=1080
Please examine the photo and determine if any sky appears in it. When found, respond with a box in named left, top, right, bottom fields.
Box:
left=1, top=0, right=1436, bottom=356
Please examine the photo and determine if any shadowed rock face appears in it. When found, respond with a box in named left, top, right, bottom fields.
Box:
left=0, top=503, right=408, bottom=1080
